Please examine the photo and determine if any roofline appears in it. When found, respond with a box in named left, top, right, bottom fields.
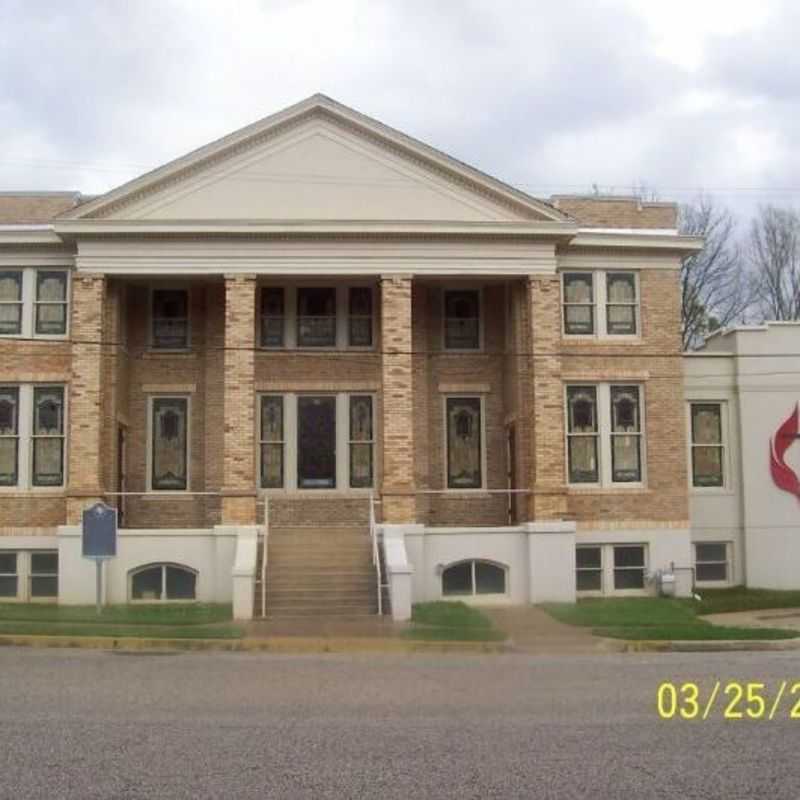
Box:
left=53, top=218, right=580, bottom=238
left=59, top=94, right=571, bottom=223
left=569, top=230, right=703, bottom=252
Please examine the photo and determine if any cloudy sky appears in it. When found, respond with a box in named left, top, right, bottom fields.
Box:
left=1, top=0, right=796, bottom=223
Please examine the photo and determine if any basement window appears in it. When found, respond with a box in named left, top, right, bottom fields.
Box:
left=695, top=542, right=731, bottom=585
left=0, top=552, right=18, bottom=598
left=130, top=563, right=197, bottom=601
left=30, top=551, right=58, bottom=598
left=442, top=560, right=506, bottom=597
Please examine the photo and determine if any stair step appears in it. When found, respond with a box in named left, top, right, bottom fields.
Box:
left=264, top=605, right=378, bottom=617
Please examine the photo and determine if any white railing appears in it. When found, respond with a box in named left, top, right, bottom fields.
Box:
left=369, top=491, right=383, bottom=616
left=260, top=497, right=269, bottom=619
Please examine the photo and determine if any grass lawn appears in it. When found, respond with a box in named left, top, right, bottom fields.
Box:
left=694, top=587, right=800, bottom=615
left=403, top=602, right=507, bottom=642
left=0, top=603, right=244, bottom=639
left=541, top=597, right=799, bottom=641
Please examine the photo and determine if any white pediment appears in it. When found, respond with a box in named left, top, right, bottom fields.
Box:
left=66, top=96, right=567, bottom=225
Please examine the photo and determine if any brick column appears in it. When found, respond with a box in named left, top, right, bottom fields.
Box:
left=221, top=274, right=257, bottom=525
left=380, top=275, right=416, bottom=523
left=525, top=275, right=568, bottom=520
left=66, top=273, right=106, bottom=523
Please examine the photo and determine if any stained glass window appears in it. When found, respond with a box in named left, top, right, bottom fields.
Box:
left=567, top=386, right=598, bottom=483
left=32, top=387, right=64, bottom=487
left=152, top=289, right=189, bottom=349
left=691, top=403, right=724, bottom=487
left=260, top=288, right=285, bottom=347
left=151, top=398, right=188, bottom=490
left=446, top=397, right=482, bottom=488
left=606, top=273, right=637, bottom=335
left=349, top=395, right=374, bottom=488
left=260, top=396, right=284, bottom=488
left=610, top=386, right=641, bottom=482
left=348, top=287, right=373, bottom=347
left=34, top=271, right=68, bottom=335
left=297, top=288, right=336, bottom=347
left=0, top=271, right=22, bottom=335
left=0, top=387, right=19, bottom=486
left=444, top=290, right=480, bottom=349
left=563, top=273, right=594, bottom=334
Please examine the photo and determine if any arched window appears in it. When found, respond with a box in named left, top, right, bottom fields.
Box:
left=442, top=560, right=506, bottom=597
left=130, top=563, right=197, bottom=602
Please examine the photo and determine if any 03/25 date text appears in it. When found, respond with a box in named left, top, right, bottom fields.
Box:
left=657, top=681, right=800, bottom=720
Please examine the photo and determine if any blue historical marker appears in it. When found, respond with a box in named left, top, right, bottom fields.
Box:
left=82, top=503, right=118, bottom=613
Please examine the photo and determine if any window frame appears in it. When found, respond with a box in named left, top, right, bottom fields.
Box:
left=259, top=395, right=285, bottom=489
left=348, top=395, right=375, bottom=489
left=443, top=394, right=487, bottom=491
left=29, top=550, right=58, bottom=600
left=150, top=287, right=191, bottom=351
left=0, top=550, right=58, bottom=602
left=0, top=384, right=68, bottom=492
left=694, top=542, right=732, bottom=586
left=575, top=543, right=649, bottom=597
left=0, top=268, right=70, bottom=340
left=257, top=283, right=376, bottom=351
left=257, top=392, right=377, bottom=493
left=564, top=383, right=646, bottom=489
left=129, top=562, right=198, bottom=603
left=441, top=559, right=508, bottom=599
left=562, top=272, right=596, bottom=336
left=560, top=270, right=640, bottom=340
left=575, top=545, right=604, bottom=595
left=34, top=271, right=69, bottom=337
left=442, top=287, right=483, bottom=352
left=146, top=394, right=191, bottom=493
left=688, top=401, right=728, bottom=491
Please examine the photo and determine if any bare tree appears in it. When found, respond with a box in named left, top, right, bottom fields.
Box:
left=679, top=196, right=748, bottom=350
left=747, top=205, right=800, bottom=321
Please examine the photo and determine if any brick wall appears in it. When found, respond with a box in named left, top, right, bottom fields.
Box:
left=552, top=196, right=678, bottom=229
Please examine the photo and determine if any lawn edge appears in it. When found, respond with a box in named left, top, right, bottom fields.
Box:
left=0, top=633, right=512, bottom=655
left=622, top=638, right=800, bottom=653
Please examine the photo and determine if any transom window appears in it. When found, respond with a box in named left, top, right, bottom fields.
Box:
left=446, top=396, right=484, bottom=489
left=152, top=289, right=189, bottom=349
left=690, top=403, right=725, bottom=488
left=566, top=384, right=644, bottom=486
left=259, top=393, right=375, bottom=491
left=149, top=397, right=189, bottom=491
left=442, top=560, right=506, bottom=597
left=694, top=542, right=731, bottom=584
left=0, top=385, right=66, bottom=489
left=259, top=285, right=375, bottom=349
left=130, top=563, right=197, bottom=601
left=562, top=271, right=638, bottom=337
left=444, top=289, right=481, bottom=350
left=0, top=268, right=69, bottom=338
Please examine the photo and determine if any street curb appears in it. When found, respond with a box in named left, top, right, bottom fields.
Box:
left=0, top=633, right=512, bottom=655
left=622, top=638, right=800, bottom=653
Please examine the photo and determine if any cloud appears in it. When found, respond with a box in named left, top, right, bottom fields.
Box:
left=0, top=0, right=796, bottom=222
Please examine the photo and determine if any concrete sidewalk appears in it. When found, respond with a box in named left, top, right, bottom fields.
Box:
left=700, top=607, right=800, bottom=631
left=485, top=606, right=620, bottom=654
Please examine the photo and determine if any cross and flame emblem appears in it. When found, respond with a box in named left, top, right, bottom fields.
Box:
left=770, top=404, right=800, bottom=501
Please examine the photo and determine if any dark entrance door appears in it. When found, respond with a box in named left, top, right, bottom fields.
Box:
left=297, top=396, right=336, bottom=489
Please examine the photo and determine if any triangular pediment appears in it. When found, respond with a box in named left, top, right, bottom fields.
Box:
left=64, top=95, right=568, bottom=224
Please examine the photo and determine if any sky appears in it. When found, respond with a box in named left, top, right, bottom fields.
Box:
left=0, top=0, right=797, bottom=226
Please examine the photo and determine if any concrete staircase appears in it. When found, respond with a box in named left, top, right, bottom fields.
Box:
left=255, top=526, right=379, bottom=617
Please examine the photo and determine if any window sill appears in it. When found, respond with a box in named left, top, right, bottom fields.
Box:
left=562, top=336, right=644, bottom=345
left=144, top=349, right=195, bottom=358
left=690, top=486, right=735, bottom=496
left=259, top=488, right=374, bottom=498
left=567, top=486, right=649, bottom=495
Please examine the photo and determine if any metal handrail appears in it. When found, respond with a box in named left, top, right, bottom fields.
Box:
left=369, top=491, right=382, bottom=616
left=260, top=497, right=269, bottom=619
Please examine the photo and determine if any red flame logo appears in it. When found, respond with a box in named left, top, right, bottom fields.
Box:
left=770, top=403, right=800, bottom=501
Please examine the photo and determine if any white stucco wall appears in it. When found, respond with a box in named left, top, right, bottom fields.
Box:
left=56, top=526, right=240, bottom=605
left=686, top=323, right=800, bottom=590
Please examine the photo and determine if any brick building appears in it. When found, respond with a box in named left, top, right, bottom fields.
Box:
left=0, top=95, right=703, bottom=617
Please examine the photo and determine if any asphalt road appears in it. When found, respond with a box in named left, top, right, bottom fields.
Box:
left=1, top=647, right=798, bottom=799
